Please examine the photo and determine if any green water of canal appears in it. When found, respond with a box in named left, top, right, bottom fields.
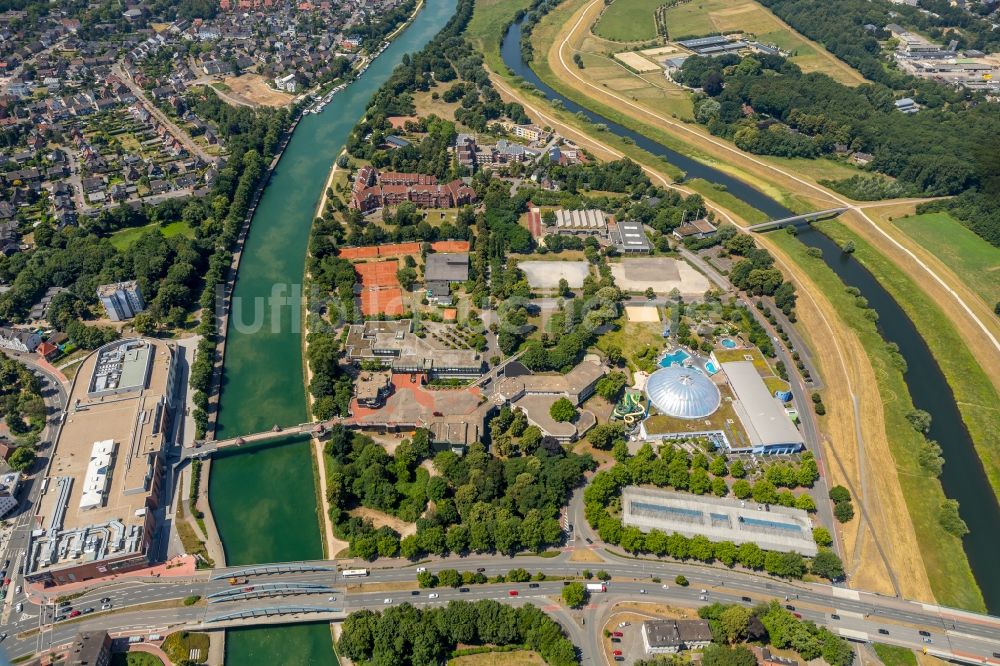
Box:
left=207, top=0, right=458, bottom=662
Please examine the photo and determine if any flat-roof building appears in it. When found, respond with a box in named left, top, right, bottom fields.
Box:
left=66, top=630, right=112, bottom=666
left=552, top=209, right=608, bottom=236
left=495, top=359, right=605, bottom=442
left=424, top=252, right=469, bottom=283
left=344, top=320, right=484, bottom=377
left=641, top=619, right=714, bottom=653
left=622, top=486, right=817, bottom=555
left=721, top=361, right=803, bottom=454
left=26, top=338, right=177, bottom=586
left=96, top=280, right=145, bottom=321
left=612, top=220, right=651, bottom=253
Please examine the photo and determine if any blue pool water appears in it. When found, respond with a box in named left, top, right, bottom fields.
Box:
left=659, top=349, right=691, bottom=367
left=721, top=338, right=737, bottom=349
left=705, top=361, right=719, bottom=375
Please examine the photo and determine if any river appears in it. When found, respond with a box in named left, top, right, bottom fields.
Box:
left=500, top=19, right=1000, bottom=611
left=207, top=0, right=460, bottom=662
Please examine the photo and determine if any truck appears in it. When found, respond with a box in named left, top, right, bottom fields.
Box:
left=228, top=577, right=248, bottom=585
left=586, top=583, right=607, bottom=593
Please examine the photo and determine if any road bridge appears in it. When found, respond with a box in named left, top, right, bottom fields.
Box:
left=747, top=207, right=848, bottom=232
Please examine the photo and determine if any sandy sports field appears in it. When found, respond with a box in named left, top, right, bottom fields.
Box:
left=611, top=257, right=710, bottom=296
left=520, top=260, right=591, bottom=288
left=625, top=305, right=661, bottom=322
left=222, top=74, right=294, bottom=107
left=614, top=51, right=660, bottom=73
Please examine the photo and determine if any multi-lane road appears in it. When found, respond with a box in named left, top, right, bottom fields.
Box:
left=4, top=547, right=1000, bottom=664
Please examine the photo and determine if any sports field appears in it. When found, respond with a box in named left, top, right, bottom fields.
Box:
left=891, top=212, right=1000, bottom=307
left=593, top=0, right=665, bottom=42
left=663, top=0, right=865, bottom=85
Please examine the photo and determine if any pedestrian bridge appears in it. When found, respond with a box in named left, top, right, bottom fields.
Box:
left=746, top=207, right=848, bottom=232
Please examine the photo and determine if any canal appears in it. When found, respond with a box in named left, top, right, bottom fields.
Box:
left=207, top=0, right=460, bottom=662
left=500, top=18, right=1000, bottom=611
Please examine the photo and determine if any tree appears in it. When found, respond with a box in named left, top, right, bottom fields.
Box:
left=562, top=582, right=587, bottom=608
left=703, top=645, right=757, bottom=666
left=810, top=549, right=844, bottom=580
left=8, top=446, right=35, bottom=472
left=588, top=422, right=626, bottom=450
left=812, top=526, right=832, bottom=547
left=833, top=501, right=854, bottom=523
left=730, top=459, right=746, bottom=478
left=732, top=479, right=752, bottom=499
left=938, top=499, right=969, bottom=537
left=549, top=397, right=576, bottom=423
left=906, top=409, right=932, bottom=433
left=717, top=605, right=752, bottom=643
left=794, top=494, right=816, bottom=512
left=828, top=485, right=851, bottom=503
left=674, top=575, right=689, bottom=586
left=558, top=277, right=571, bottom=298
left=645, top=287, right=655, bottom=299
left=594, top=372, right=627, bottom=401
left=437, top=569, right=461, bottom=587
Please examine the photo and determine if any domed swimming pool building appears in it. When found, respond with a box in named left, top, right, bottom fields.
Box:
left=643, top=365, right=721, bottom=420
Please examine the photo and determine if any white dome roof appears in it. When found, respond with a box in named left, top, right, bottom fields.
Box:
left=645, top=365, right=720, bottom=420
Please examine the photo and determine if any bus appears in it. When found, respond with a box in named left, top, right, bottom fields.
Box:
left=341, top=569, right=370, bottom=578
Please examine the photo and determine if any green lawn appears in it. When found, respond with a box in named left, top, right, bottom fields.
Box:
left=110, top=653, right=165, bottom=666
left=873, top=643, right=917, bottom=666
left=816, top=220, right=1000, bottom=506
left=769, top=230, right=985, bottom=612
left=593, top=0, right=665, bottom=42
left=467, top=0, right=533, bottom=71
left=891, top=212, right=1000, bottom=307
left=162, top=631, right=210, bottom=665
left=110, top=220, right=195, bottom=250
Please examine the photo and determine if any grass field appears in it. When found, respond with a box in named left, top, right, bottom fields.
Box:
left=662, top=0, right=866, bottom=85
left=467, top=0, right=533, bottom=70
left=110, top=654, right=165, bottom=666
left=450, top=650, right=546, bottom=665
left=110, top=220, right=195, bottom=250
left=890, top=212, right=1000, bottom=308
left=593, top=0, right=665, bottom=42
left=769, top=230, right=985, bottom=612
left=816, top=220, right=1000, bottom=506
left=873, top=643, right=918, bottom=666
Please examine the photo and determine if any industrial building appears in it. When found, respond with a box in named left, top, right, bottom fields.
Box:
left=721, top=361, right=804, bottom=454
left=641, top=619, right=714, bottom=653
left=622, top=486, right=817, bottom=555
left=25, top=338, right=177, bottom=586
left=96, top=280, right=145, bottom=321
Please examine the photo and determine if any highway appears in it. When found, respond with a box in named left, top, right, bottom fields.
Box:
left=4, top=546, right=1000, bottom=664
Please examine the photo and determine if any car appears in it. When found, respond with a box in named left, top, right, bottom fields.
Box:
left=741, top=596, right=752, bottom=602
left=699, top=595, right=708, bottom=601
left=700, top=589, right=708, bottom=594
left=568, top=523, right=574, bottom=531
left=459, top=587, right=470, bottom=593
left=101, top=603, right=112, bottom=610
left=613, top=650, right=623, bottom=656
left=428, top=593, right=440, bottom=599
left=416, top=567, right=427, bottom=573
left=992, top=653, right=1000, bottom=659
left=100, top=598, right=111, bottom=604
left=614, top=658, right=625, bottom=662
left=618, top=622, right=630, bottom=628
left=2, top=560, right=8, bottom=569
left=529, top=583, right=540, bottom=588
left=639, top=589, right=647, bottom=594
left=476, top=567, right=486, bottom=573
left=15, top=603, right=22, bottom=613
left=830, top=614, right=840, bottom=620
left=0, top=633, right=6, bottom=642
left=508, top=590, right=519, bottom=597
left=878, top=629, right=889, bottom=635
left=610, top=637, right=621, bottom=643
left=922, top=638, right=933, bottom=644
left=793, top=613, right=802, bottom=619
left=54, top=615, right=66, bottom=622
left=585, top=538, right=593, bottom=544
left=918, top=630, right=930, bottom=637
left=613, top=631, right=623, bottom=637
left=410, top=590, right=420, bottom=596
left=69, top=610, right=81, bottom=617
left=383, top=598, right=392, bottom=604
left=82, top=608, right=94, bottom=614
left=14, top=585, right=21, bottom=594
left=328, top=596, right=337, bottom=602
left=784, top=605, right=795, bottom=611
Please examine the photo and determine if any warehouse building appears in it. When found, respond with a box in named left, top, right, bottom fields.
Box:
left=721, top=361, right=803, bottom=454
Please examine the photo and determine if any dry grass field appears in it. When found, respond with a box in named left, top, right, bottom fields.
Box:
left=222, top=74, right=294, bottom=107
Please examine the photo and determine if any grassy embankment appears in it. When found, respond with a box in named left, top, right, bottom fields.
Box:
left=872, top=644, right=918, bottom=666
left=815, top=219, right=1000, bottom=503
left=890, top=212, right=1000, bottom=308
left=768, top=230, right=985, bottom=612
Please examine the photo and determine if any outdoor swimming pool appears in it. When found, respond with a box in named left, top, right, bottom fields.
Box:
left=660, top=349, right=691, bottom=367
left=721, top=338, right=738, bottom=349
left=705, top=361, right=719, bottom=375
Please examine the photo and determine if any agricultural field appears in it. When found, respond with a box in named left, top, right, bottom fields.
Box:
left=890, top=212, right=1000, bottom=308
left=663, top=0, right=866, bottom=85
left=593, top=0, right=667, bottom=42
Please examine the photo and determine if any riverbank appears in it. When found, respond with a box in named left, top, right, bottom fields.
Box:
left=768, top=230, right=985, bottom=612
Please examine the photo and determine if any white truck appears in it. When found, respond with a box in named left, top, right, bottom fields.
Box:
left=586, top=583, right=607, bottom=593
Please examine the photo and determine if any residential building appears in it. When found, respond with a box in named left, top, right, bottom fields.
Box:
left=673, top=217, right=717, bottom=240
left=26, top=339, right=177, bottom=586
left=0, top=326, right=41, bottom=352
left=350, top=167, right=477, bottom=213
left=0, top=471, right=21, bottom=518
left=512, top=124, right=546, bottom=142
left=96, top=280, right=145, bottom=321
left=274, top=73, right=297, bottom=93
left=641, top=619, right=714, bottom=654
left=66, top=630, right=112, bottom=666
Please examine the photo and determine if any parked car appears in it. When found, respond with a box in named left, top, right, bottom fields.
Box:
left=612, top=631, right=623, bottom=637
left=101, top=603, right=113, bottom=610
left=15, top=603, right=22, bottom=613
left=613, top=650, right=623, bottom=656
left=82, top=608, right=94, bottom=614
left=69, top=610, right=81, bottom=617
